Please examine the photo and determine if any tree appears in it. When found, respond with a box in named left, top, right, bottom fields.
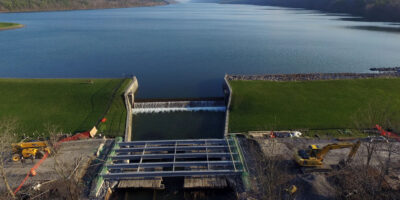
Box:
left=246, top=138, right=289, bottom=200
left=0, top=119, right=18, bottom=199
left=45, top=125, right=84, bottom=200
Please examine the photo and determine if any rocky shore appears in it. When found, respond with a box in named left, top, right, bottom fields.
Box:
left=227, top=72, right=400, bottom=81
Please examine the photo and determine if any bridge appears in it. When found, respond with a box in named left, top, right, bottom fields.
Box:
left=100, top=137, right=246, bottom=180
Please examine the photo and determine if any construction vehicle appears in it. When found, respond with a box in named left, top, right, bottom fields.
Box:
left=294, top=141, right=360, bottom=171
left=12, top=141, right=51, bottom=162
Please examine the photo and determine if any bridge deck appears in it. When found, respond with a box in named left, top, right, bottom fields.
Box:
left=101, top=139, right=244, bottom=180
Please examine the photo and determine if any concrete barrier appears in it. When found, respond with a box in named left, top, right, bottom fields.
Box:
left=223, top=74, right=232, bottom=136
left=124, top=77, right=138, bottom=142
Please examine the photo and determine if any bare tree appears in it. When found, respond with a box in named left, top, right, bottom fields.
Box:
left=45, top=125, right=84, bottom=200
left=0, top=119, right=18, bottom=199
left=352, top=102, right=392, bottom=167
left=52, top=154, right=84, bottom=200
left=247, top=138, right=289, bottom=200
left=336, top=101, right=400, bottom=199
left=363, top=141, right=378, bottom=168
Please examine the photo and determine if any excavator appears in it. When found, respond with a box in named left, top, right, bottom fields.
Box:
left=12, top=141, right=51, bottom=162
left=294, top=141, right=361, bottom=172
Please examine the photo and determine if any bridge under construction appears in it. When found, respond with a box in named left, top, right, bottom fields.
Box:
left=101, top=137, right=246, bottom=180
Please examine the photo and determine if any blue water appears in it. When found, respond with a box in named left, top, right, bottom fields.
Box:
left=1, top=2, right=400, bottom=99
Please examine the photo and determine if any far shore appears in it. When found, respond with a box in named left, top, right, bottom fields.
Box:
left=0, top=1, right=170, bottom=14
left=0, top=22, right=24, bottom=31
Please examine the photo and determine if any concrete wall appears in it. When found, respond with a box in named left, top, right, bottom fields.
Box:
left=223, top=74, right=232, bottom=136
left=124, top=77, right=138, bottom=142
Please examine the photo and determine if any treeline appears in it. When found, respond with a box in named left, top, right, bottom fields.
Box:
left=222, top=0, right=400, bottom=22
left=0, top=0, right=167, bottom=12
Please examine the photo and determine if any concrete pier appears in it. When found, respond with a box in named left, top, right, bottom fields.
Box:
left=184, top=177, right=228, bottom=189
left=118, top=178, right=164, bottom=189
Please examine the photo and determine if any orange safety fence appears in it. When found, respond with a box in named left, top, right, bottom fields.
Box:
left=376, top=124, right=400, bottom=142
left=13, top=132, right=91, bottom=195
left=13, top=152, right=49, bottom=194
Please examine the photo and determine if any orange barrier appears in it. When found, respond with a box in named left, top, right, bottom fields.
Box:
left=13, top=152, right=49, bottom=194
left=376, top=124, right=400, bottom=142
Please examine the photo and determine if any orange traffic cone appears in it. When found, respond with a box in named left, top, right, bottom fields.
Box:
left=30, top=169, right=37, bottom=176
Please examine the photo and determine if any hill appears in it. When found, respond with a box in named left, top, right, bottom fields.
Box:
left=222, top=0, right=400, bottom=22
left=0, top=0, right=167, bottom=12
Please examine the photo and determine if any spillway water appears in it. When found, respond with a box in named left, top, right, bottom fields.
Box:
left=132, top=106, right=226, bottom=114
left=133, top=100, right=227, bottom=114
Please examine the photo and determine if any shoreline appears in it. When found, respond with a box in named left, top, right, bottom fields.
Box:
left=227, top=72, right=400, bottom=81
left=0, top=1, right=170, bottom=14
left=0, top=23, right=24, bottom=31
left=221, top=0, right=400, bottom=23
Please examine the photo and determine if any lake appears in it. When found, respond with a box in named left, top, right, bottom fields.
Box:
left=1, top=2, right=400, bottom=98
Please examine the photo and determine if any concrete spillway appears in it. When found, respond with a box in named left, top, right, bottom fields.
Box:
left=133, top=100, right=226, bottom=114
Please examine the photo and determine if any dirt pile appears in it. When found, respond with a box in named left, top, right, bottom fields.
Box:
left=293, top=174, right=335, bottom=200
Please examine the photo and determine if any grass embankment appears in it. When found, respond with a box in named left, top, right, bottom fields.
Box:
left=0, top=22, right=23, bottom=30
left=0, top=78, right=130, bottom=138
left=229, top=78, right=400, bottom=136
left=100, top=78, right=131, bottom=137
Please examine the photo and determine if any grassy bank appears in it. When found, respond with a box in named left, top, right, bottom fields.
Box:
left=100, top=78, right=131, bottom=137
left=229, top=78, right=400, bottom=133
left=0, top=22, right=23, bottom=30
left=0, top=78, right=130, bottom=138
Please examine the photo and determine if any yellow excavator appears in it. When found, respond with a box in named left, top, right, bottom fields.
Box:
left=12, top=141, right=51, bottom=162
left=294, top=141, right=361, bottom=171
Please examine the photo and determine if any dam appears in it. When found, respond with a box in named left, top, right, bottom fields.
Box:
left=133, top=98, right=227, bottom=114
left=90, top=77, right=237, bottom=198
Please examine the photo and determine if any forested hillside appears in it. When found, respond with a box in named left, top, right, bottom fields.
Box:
left=223, top=0, right=400, bottom=22
left=0, top=0, right=167, bottom=12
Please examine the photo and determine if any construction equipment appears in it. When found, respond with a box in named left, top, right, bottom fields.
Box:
left=285, top=185, right=297, bottom=195
left=12, top=141, right=51, bottom=162
left=294, top=141, right=360, bottom=170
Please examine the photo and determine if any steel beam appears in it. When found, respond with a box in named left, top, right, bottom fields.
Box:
left=118, top=139, right=230, bottom=147
left=111, top=153, right=237, bottom=160
left=102, top=170, right=242, bottom=179
left=106, top=161, right=240, bottom=169
left=115, top=145, right=229, bottom=153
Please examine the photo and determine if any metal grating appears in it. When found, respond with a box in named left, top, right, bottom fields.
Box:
left=101, top=139, right=243, bottom=180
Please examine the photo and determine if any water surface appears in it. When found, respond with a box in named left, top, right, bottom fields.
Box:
left=1, top=2, right=400, bottom=98
left=132, top=112, right=225, bottom=140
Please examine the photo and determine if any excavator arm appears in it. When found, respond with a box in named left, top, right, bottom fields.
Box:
left=316, top=141, right=361, bottom=161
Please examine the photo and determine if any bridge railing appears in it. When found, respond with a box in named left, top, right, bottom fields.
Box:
left=226, top=134, right=250, bottom=189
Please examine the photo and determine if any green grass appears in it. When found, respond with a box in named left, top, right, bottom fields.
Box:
left=99, top=79, right=131, bottom=137
left=0, top=22, right=23, bottom=30
left=229, top=78, right=400, bottom=133
left=0, top=78, right=129, bottom=138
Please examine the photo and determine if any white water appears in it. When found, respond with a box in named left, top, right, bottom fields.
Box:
left=132, top=106, right=226, bottom=114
